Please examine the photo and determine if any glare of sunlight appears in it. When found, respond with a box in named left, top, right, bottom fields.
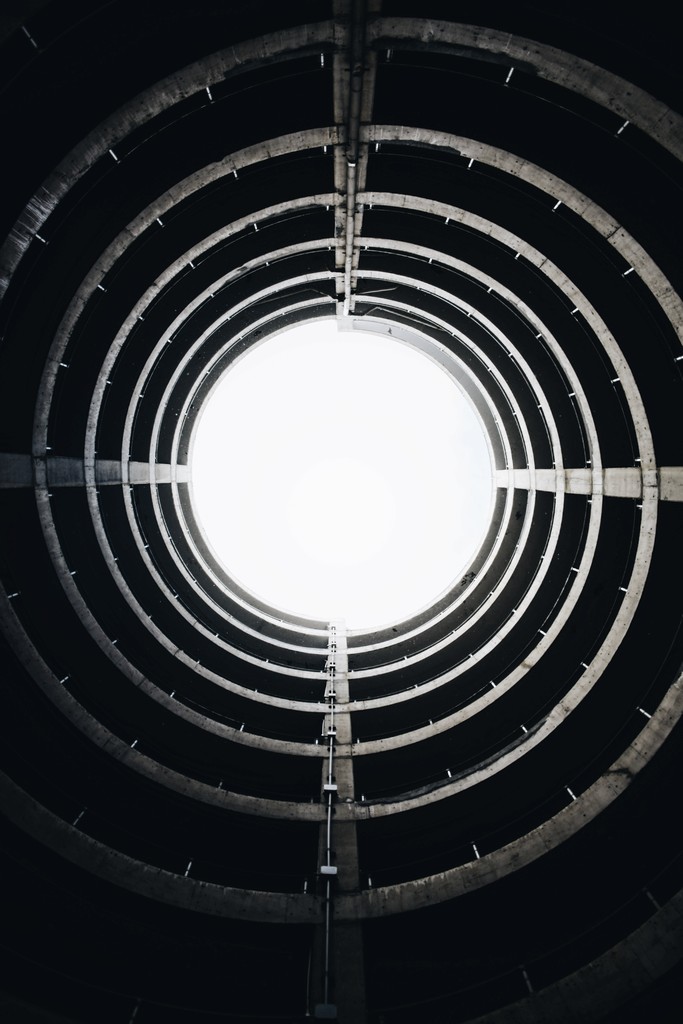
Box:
left=190, top=320, right=492, bottom=629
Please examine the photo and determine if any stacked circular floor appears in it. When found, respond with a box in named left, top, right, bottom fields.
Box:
left=1, top=2, right=682, bottom=1022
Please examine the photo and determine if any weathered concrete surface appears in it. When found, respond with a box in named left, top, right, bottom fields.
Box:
left=0, top=589, right=326, bottom=820
left=366, top=21, right=683, bottom=159
left=313, top=620, right=367, bottom=1021
left=660, top=466, right=683, bottom=501
left=335, top=672, right=683, bottom=918
left=497, top=467, right=683, bottom=500
left=1, top=25, right=339, bottom=298
left=330, top=921, right=368, bottom=1023
left=604, top=467, right=642, bottom=497
left=359, top=192, right=656, bottom=474
left=0, top=452, right=31, bottom=486
left=365, top=125, right=683, bottom=360
left=0, top=454, right=189, bottom=487
left=466, top=887, right=683, bottom=1023
left=0, top=767, right=322, bottom=924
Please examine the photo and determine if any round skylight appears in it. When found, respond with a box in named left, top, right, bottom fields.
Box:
left=190, top=321, right=492, bottom=628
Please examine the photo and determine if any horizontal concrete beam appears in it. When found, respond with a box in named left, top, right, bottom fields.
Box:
left=660, top=466, right=683, bottom=501
left=0, top=452, right=31, bottom=487
left=0, top=454, right=189, bottom=487
left=496, top=467, right=683, bottom=499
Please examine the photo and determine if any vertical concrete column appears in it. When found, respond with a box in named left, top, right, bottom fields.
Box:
left=330, top=623, right=360, bottom=887
left=311, top=621, right=367, bottom=1022
left=332, top=0, right=379, bottom=317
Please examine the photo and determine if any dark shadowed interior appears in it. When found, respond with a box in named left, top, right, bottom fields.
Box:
left=1, top=2, right=682, bottom=1021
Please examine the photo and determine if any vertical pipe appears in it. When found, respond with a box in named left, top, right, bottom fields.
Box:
left=326, top=789, right=333, bottom=866
left=324, top=879, right=332, bottom=1003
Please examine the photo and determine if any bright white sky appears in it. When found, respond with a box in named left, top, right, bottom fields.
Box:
left=190, top=321, right=492, bottom=629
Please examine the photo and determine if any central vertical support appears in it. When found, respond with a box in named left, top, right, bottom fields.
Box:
left=312, top=620, right=367, bottom=1022
left=332, top=0, right=379, bottom=318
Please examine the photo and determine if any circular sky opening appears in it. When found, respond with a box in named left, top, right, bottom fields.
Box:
left=190, top=321, right=492, bottom=629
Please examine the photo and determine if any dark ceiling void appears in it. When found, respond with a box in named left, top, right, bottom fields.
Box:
left=1, top=2, right=683, bottom=1022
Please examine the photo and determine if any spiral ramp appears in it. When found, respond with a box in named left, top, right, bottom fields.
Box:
left=1, top=2, right=683, bottom=1021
